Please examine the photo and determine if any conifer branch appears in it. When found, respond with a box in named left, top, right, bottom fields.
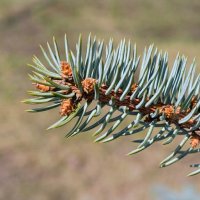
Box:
left=24, top=34, right=200, bottom=176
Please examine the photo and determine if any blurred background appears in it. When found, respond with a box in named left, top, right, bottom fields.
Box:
left=0, top=0, right=200, bottom=199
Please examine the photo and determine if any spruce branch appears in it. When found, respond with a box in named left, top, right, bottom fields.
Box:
left=24, top=34, right=200, bottom=176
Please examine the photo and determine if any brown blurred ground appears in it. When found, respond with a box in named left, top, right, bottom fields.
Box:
left=0, top=0, right=200, bottom=199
